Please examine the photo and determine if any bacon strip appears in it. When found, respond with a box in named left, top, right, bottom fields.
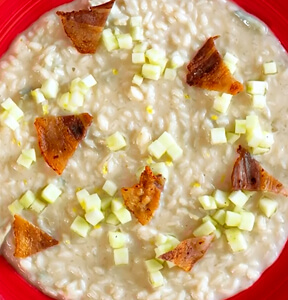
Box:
left=34, top=113, right=93, bottom=175
left=13, top=215, right=59, bottom=258
left=159, top=235, right=214, bottom=272
left=57, top=0, right=115, bottom=54
left=121, top=166, right=165, bottom=225
left=231, top=146, right=288, bottom=196
left=186, top=36, right=243, bottom=95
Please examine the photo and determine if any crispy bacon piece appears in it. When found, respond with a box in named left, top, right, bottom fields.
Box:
left=56, top=0, right=115, bottom=54
left=186, top=36, right=243, bottom=95
left=34, top=113, right=93, bottom=175
left=159, top=235, right=214, bottom=272
left=121, top=166, right=165, bottom=225
left=231, top=146, right=288, bottom=196
left=13, top=215, right=59, bottom=258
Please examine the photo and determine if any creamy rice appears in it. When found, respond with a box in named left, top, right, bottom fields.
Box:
left=0, top=0, right=288, bottom=299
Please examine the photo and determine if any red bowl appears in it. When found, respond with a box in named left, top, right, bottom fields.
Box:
left=0, top=0, right=288, bottom=299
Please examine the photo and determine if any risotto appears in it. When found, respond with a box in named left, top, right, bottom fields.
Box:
left=0, top=0, right=288, bottom=299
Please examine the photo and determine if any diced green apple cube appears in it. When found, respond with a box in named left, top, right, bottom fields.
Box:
left=224, top=61, right=237, bottom=74
left=246, top=115, right=263, bottom=144
left=193, top=220, right=216, bottom=237
left=202, top=215, right=217, bottom=226
left=29, top=198, right=46, bottom=214
left=114, top=27, right=121, bottom=36
left=102, top=28, right=119, bottom=52
left=145, top=259, right=163, bottom=273
left=225, top=211, right=242, bottom=227
left=114, top=208, right=132, bottom=224
left=70, top=78, right=84, bottom=93
left=263, top=61, right=277, bottom=75
left=132, top=74, right=144, bottom=86
left=2, top=113, right=19, bottom=131
left=259, top=198, right=278, bottom=218
left=212, top=209, right=226, bottom=225
left=131, top=26, right=144, bottom=41
left=102, top=180, right=117, bottom=197
left=111, top=198, right=124, bottom=212
left=150, top=162, right=169, bottom=180
left=132, top=52, right=146, bottom=64
left=80, top=74, right=97, bottom=88
left=228, top=190, right=249, bottom=208
left=223, top=52, right=238, bottom=73
left=70, top=216, right=91, bottom=237
left=213, top=93, right=232, bottom=114
left=148, top=140, right=166, bottom=159
left=71, top=78, right=90, bottom=95
left=145, top=48, right=166, bottom=64
left=259, top=131, right=274, bottom=148
left=199, top=195, right=217, bottom=210
left=214, top=228, right=222, bottom=239
left=149, top=271, right=164, bottom=288
left=157, top=58, right=168, bottom=74
left=8, top=200, right=24, bottom=215
left=133, top=42, right=148, bottom=53
left=22, top=149, right=36, bottom=161
left=114, top=247, right=129, bottom=265
left=170, top=52, right=184, bottom=68
left=83, top=193, right=101, bottom=212
left=213, top=190, right=229, bottom=208
left=223, top=52, right=239, bottom=65
left=225, top=228, right=247, bottom=252
left=155, top=243, right=174, bottom=257
left=136, top=166, right=145, bottom=180
left=9, top=106, right=24, bottom=121
left=157, top=131, right=175, bottom=149
left=41, top=183, right=62, bottom=203
left=130, top=16, right=142, bottom=27
left=41, top=78, right=59, bottom=99
left=106, top=131, right=126, bottom=151
left=19, top=190, right=36, bottom=208
left=117, top=34, right=133, bottom=49
left=233, top=206, right=244, bottom=214
left=17, top=154, right=33, bottom=169
left=101, top=197, right=112, bottom=211
left=1, top=98, right=17, bottom=110
left=211, top=128, right=227, bottom=144
left=108, top=231, right=128, bottom=248
left=246, top=127, right=263, bottom=148
left=167, top=143, right=183, bottom=161
left=235, top=119, right=246, bottom=134
left=85, top=209, right=104, bottom=226
left=31, top=88, right=46, bottom=104
left=252, top=94, right=266, bottom=109
left=58, top=92, right=71, bottom=110
left=142, top=64, right=161, bottom=80
left=164, top=68, right=177, bottom=81
left=246, top=81, right=267, bottom=95
left=106, top=213, right=120, bottom=225
left=252, top=147, right=270, bottom=155
left=166, top=235, right=180, bottom=248
left=76, top=188, right=90, bottom=207
left=246, top=115, right=260, bottom=131
left=238, top=211, right=255, bottom=231
left=155, top=233, right=168, bottom=246
left=226, top=132, right=240, bottom=144
left=70, top=91, right=84, bottom=107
